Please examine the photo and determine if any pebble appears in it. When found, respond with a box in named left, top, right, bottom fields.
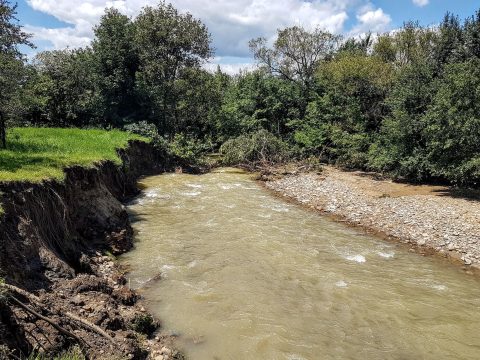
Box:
left=266, top=170, right=480, bottom=268
left=161, top=347, right=172, bottom=356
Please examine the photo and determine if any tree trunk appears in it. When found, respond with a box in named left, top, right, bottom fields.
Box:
left=0, top=111, right=6, bottom=149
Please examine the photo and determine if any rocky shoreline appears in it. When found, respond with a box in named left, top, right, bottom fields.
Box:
left=263, top=166, right=480, bottom=271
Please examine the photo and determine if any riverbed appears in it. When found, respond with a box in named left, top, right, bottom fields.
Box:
left=122, top=168, right=480, bottom=360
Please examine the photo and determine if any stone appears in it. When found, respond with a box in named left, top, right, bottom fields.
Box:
left=71, top=295, right=85, bottom=306
left=160, top=347, right=172, bottom=356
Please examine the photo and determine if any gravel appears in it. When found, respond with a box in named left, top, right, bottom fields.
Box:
left=265, top=168, right=480, bottom=269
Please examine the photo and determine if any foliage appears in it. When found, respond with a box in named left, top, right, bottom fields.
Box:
left=250, top=26, right=341, bottom=92
left=2, top=2, right=480, bottom=186
left=216, top=70, right=302, bottom=142
left=292, top=53, right=393, bottom=167
left=129, top=313, right=157, bottom=336
left=92, top=8, right=139, bottom=127
left=124, top=121, right=159, bottom=139
left=0, top=0, right=34, bottom=147
left=0, top=128, right=144, bottom=182
left=423, top=59, right=480, bottom=185
left=32, top=49, right=97, bottom=127
left=220, top=130, right=291, bottom=166
left=134, top=1, right=213, bottom=134
left=368, top=61, right=436, bottom=181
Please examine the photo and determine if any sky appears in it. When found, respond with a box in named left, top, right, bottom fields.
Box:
left=15, top=0, right=480, bottom=74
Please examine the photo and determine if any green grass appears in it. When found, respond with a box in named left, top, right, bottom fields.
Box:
left=0, top=127, right=146, bottom=183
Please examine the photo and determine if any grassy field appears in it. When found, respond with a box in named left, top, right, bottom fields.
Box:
left=0, top=128, right=146, bottom=183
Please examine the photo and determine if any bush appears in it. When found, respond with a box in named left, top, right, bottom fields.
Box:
left=129, top=313, right=157, bottom=336
left=150, top=133, right=210, bottom=165
left=220, top=129, right=291, bottom=166
left=124, top=121, right=159, bottom=139
left=125, top=122, right=210, bottom=165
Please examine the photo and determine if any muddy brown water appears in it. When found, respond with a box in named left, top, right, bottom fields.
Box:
left=122, top=168, right=480, bottom=360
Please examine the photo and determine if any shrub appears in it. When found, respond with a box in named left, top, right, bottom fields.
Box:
left=129, top=313, right=157, bottom=336
left=124, top=121, right=158, bottom=139
left=220, top=129, right=291, bottom=166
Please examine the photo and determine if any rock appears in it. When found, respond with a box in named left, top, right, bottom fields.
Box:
left=161, top=347, right=172, bottom=356
left=71, top=295, right=85, bottom=306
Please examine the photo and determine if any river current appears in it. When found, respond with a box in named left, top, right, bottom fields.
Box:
left=122, top=168, right=480, bottom=360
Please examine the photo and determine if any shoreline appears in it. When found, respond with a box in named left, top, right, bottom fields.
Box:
left=260, top=166, right=480, bottom=275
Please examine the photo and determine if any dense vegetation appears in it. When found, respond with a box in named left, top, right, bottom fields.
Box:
left=1, top=0, right=480, bottom=186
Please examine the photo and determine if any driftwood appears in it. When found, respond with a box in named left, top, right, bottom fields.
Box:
left=3, top=283, right=115, bottom=346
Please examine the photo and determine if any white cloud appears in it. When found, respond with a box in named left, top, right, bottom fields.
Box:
left=349, top=6, right=391, bottom=36
left=412, top=0, right=429, bottom=7
left=203, top=56, right=257, bottom=75
left=25, top=0, right=393, bottom=72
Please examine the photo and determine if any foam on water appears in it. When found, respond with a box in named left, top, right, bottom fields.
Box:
left=345, top=254, right=366, bottom=263
left=378, top=251, right=395, bottom=259
left=181, top=191, right=201, bottom=197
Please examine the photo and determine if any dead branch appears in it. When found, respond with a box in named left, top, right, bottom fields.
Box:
left=65, top=312, right=116, bottom=345
left=8, top=296, right=86, bottom=349
left=3, top=283, right=115, bottom=345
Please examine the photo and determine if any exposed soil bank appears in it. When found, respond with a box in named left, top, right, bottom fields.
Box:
left=0, top=141, right=182, bottom=359
left=262, top=166, right=480, bottom=272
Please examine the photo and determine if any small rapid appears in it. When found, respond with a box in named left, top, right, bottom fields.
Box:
left=122, top=168, right=480, bottom=360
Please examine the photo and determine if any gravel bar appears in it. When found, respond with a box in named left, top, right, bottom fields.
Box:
left=264, top=167, right=480, bottom=269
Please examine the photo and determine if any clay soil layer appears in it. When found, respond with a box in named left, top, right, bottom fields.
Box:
left=264, top=166, right=480, bottom=271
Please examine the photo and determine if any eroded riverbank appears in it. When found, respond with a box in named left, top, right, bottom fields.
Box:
left=0, top=141, right=180, bottom=359
left=264, top=166, right=480, bottom=271
left=124, top=168, right=480, bottom=360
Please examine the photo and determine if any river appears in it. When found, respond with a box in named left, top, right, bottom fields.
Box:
left=122, top=168, right=480, bottom=360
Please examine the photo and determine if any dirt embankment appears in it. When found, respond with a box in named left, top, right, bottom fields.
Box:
left=0, top=141, right=181, bottom=359
left=262, top=166, right=480, bottom=271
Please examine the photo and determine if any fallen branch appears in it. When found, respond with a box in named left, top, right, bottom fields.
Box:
left=8, top=295, right=87, bottom=352
left=65, top=312, right=115, bottom=344
left=3, top=283, right=115, bottom=345
left=3, top=283, right=41, bottom=303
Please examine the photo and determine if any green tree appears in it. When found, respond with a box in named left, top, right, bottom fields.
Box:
left=249, top=26, right=341, bottom=94
left=34, top=49, right=96, bottom=126
left=217, top=70, right=301, bottom=142
left=423, top=59, right=480, bottom=185
left=92, top=8, right=138, bottom=127
left=293, top=53, right=393, bottom=167
left=133, top=1, right=212, bottom=135
left=369, top=61, right=436, bottom=180
left=373, top=21, right=436, bottom=67
left=0, top=0, right=33, bottom=147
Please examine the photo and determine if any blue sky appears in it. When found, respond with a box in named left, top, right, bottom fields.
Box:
left=15, top=0, right=480, bottom=73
